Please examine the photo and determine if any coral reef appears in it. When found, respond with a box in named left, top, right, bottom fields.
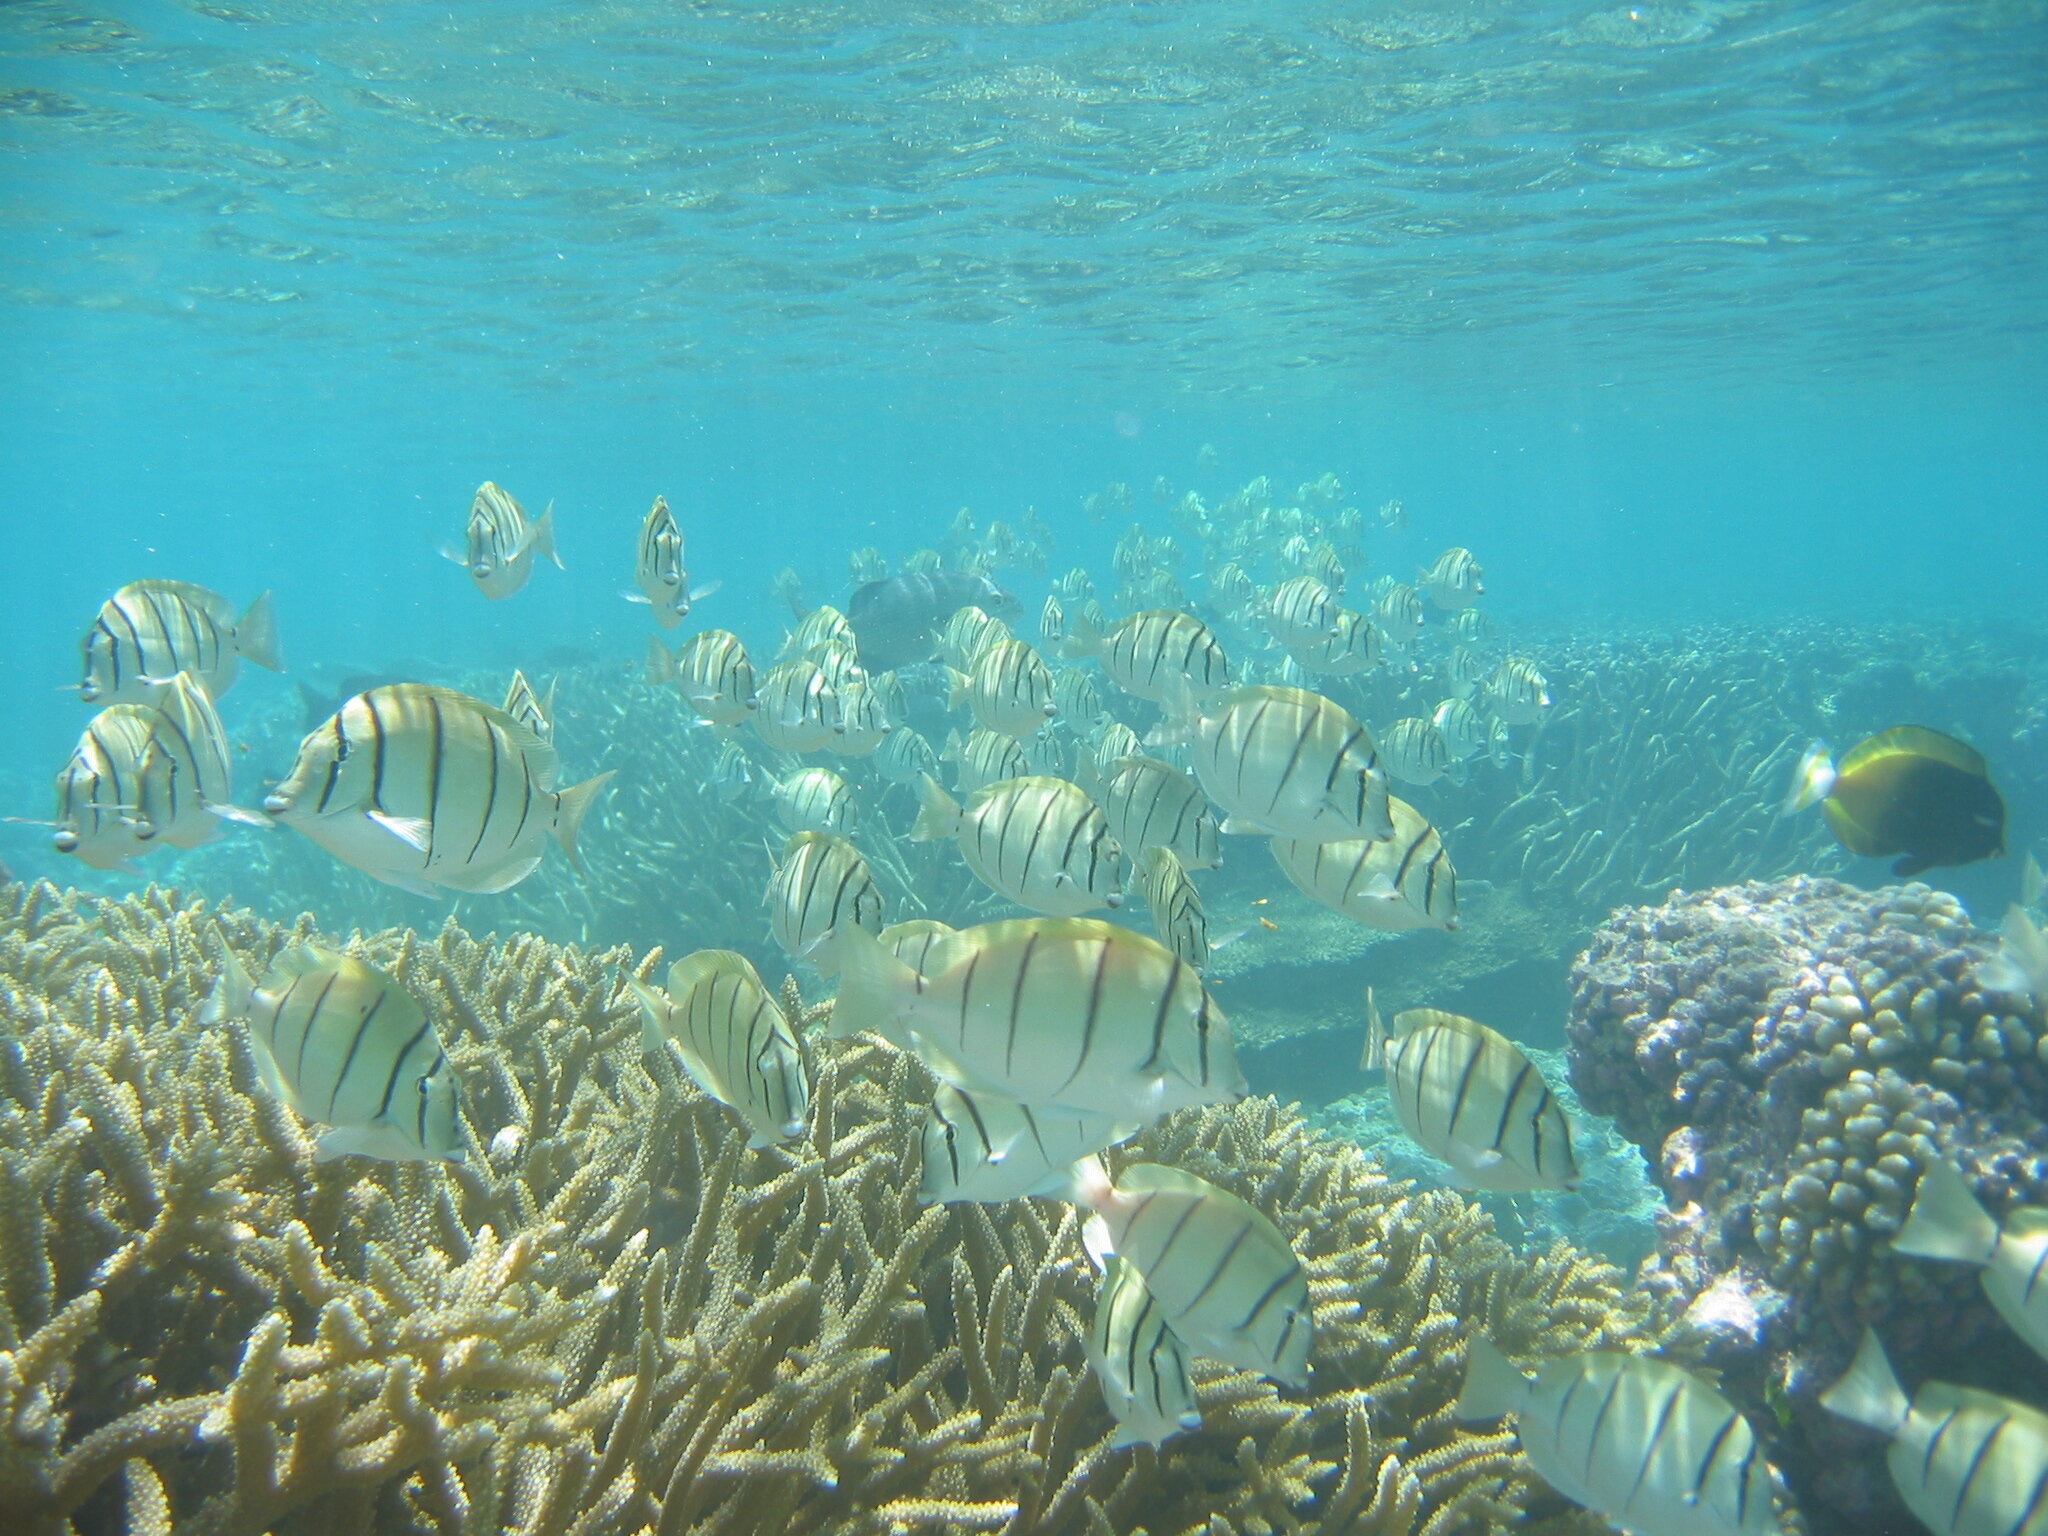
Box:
left=1566, top=876, right=2047, bottom=1533
left=1, top=879, right=1678, bottom=1536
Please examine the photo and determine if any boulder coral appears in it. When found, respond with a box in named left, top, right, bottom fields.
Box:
left=2, top=880, right=1678, bottom=1536
left=1567, top=875, right=2048, bottom=1533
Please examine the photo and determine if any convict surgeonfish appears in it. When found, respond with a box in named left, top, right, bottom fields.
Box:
left=1052, top=666, right=1102, bottom=726
left=937, top=605, right=1014, bottom=674
left=913, top=774, right=1123, bottom=916
left=957, top=638, right=1059, bottom=738
left=944, top=727, right=1029, bottom=795
left=78, top=579, right=282, bottom=706
left=874, top=724, right=939, bottom=786
left=1097, top=756, right=1222, bottom=872
left=1181, top=686, right=1392, bottom=845
left=265, top=684, right=613, bottom=897
left=1432, top=697, right=1490, bottom=762
left=623, top=494, right=718, bottom=627
left=782, top=605, right=854, bottom=661
left=1458, top=1338, right=1783, bottom=1536
left=1373, top=582, right=1426, bottom=648
left=130, top=670, right=259, bottom=849
left=1445, top=646, right=1488, bottom=701
left=1039, top=592, right=1066, bottom=647
left=1270, top=812, right=1458, bottom=934
left=1891, top=1159, right=2048, bottom=1364
left=51, top=706, right=164, bottom=870
left=773, top=766, right=856, bottom=836
left=1785, top=726, right=2006, bottom=877
left=831, top=918, right=1243, bottom=1120
left=1486, top=657, right=1552, bottom=726
left=768, top=830, right=885, bottom=970
left=751, top=660, right=839, bottom=753
left=1419, top=547, right=1485, bottom=611
left=1363, top=993, right=1575, bottom=1191
left=1087, top=1255, right=1203, bottom=1451
left=1059, top=608, right=1231, bottom=708
left=449, top=481, right=560, bottom=601
left=633, top=949, right=809, bottom=1149
left=1070, top=1157, right=1311, bottom=1387
left=1023, top=723, right=1074, bottom=779
left=650, top=629, right=755, bottom=726
left=1264, top=575, right=1342, bottom=649
left=1822, top=1329, right=2048, bottom=1536
left=918, top=1082, right=1132, bottom=1205
left=1138, top=846, right=1209, bottom=971
left=501, top=669, right=556, bottom=741
left=207, top=944, right=465, bottom=1164
left=845, top=570, right=1021, bottom=673
left=828, top=679, right=894, bottom=757
left=1378, top=717, right=1452, bottom=788
left=1286, top=608, right=1380, bottom=678
left=710, top=738, right=756, bottom=802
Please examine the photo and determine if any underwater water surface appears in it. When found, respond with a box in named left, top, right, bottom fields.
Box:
left=2, top=1, right=2046, bottom=1534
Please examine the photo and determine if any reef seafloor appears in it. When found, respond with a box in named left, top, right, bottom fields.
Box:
left=3, top=613, right=2045, bottom=1536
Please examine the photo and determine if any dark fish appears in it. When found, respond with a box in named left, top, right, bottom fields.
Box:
left=1788, top=726, right=2005, bottom=877
left=845, top=571, right=1020, bottom=673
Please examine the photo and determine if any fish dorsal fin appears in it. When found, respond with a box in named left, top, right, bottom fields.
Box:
left=666, top=948, right=765, bottom=1005
left=266, top=943, right=347, bottom=986
left=1842, top=726, right=1989, bottom=781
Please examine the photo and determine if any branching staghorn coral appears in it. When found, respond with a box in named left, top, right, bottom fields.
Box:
left=1, top=880, right=1680, bottom=1536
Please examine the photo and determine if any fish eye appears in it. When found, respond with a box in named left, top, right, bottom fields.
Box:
left=417, top=1076, right=434, bottom=1096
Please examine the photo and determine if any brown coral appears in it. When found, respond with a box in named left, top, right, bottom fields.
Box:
left=1, top=880, right=1671, bottom=1535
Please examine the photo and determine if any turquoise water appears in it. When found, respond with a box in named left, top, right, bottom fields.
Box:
left=4, top=3, right=2047, bottom=1533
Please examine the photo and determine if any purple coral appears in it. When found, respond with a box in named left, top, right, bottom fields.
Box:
left=1568, top=876, right=2048, bottom=1534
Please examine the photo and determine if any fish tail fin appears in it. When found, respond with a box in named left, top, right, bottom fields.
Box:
left=1453, top=1336, right=1526, bottom=1421
left=236, top=590, right=285, bottom=673
left=644, top=635, right=677, bottom=686
left=1360, top=986, right=1387, bottom=1072
left=1056, top=606, right=1102, bottom=660
left=1067, top=1153, right=1117, bottom=1217
left=629, top=979, right=670, bottom=1053
left=1819, top=1329, right=1910, bottom=1436
left=551, top=771, right=616, bottom=872
left=532, top=501, right=564, bottom=570
left=1892, top=1161, right=2000, bottom=1266
left=826, top=921, right=917, bottom=1040
left=1978, top=905, right=2048, bottom=999
left=1783, top=740, right=1835, bottom=815
left=945, top=667, right=971, bottom=711
left=911, top=773, right=963, bottom=842
left=201, top=940, right=257, bottom=1027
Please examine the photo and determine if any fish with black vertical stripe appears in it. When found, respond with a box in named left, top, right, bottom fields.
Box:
left=448, top=481, right=560, bottom=600
left=263, top=683, right=614, bottom=897
left=1087, top=1255, right=1203, bottom=1450
left=912, top=773, right=1123, bottom=916
left=1174, top=685, right=1392, bottom=845
left=831, top=917, right=1243, bottom=1119
left=918, top=1082, right=1132, bottom=1205
left=206, top=943, right=465, bottom=1164
left=633, top=949, right=809, bottom=1149
left=1362, top=992, right=1577, bottom=1193
left=1069, top=1157, right=1311, bottom=1387
left=1459, top=1338, right=1784, bottom=1536
left=1268, top=796, right=1457, bottom=932
left=767, top=830, right=885, bottom=971
left=78, top=579, right=282, bottom=706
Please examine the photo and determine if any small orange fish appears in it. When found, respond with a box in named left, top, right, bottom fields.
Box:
left=1258, top=917, right=1279, bottom=932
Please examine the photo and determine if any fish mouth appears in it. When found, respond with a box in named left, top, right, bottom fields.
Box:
left=51, top=831, right=78, bottom=852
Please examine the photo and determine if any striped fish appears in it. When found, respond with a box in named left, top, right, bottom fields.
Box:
left=783, top=605, right=853, bottom=660
left=78, top=580, right=282, bottom=706
left=937, top=605, right=1012, bottom=672
left=1090, top=721, right=1144, bottom=783
left=831, top=917, right=1244, bottom=1120
left=51, top=706, right=161, bottom=870
left=625, top=494, right=694, bottom=627
left=1379, top=717, right=1452, bottom=787
left=768, top=830, right=884, bottom=969
left=710, top=738, right=756, bottom=802
left=944, top=727, right=1029, bottom=795
left=1373, top=582, right=1426, bottom=647
left=634, top=949, right=809, bottom=1149
left=1362, top=993, right=1575, bottom=1191
left=502, top=670, right=555, bottom=741
left=828, top=679, right=894, bottom=757
left=1059, top=608, right=1231, bottom=708
left=264, top=684, right=614, bottom=898
left=1419, top=547, right=1485, bottom=611
left=132, top=670, right=246, bottom=849
left=1139, top=847, right=1209, bottom=971
left=1432, top=697, right=1489, bottom=761
left=1487, top=657, right=1552, bottom=725
left=958, top=638, right=1059, bottom=738
left=919, top=1082, right=1131, bottom=1205
left=1052, top=666, right=1103, bottom=726
left=772, top=766, right=856, bottom=836
left=1023, top=723, right=1074, bottom=778
left=1186, top=686, right=1393, bottom=844
left=879, top=918, right=956, bottom=974
left=207, top=944, right=464, bottom=1164
left=912, top=774, right=1123, bottom=916
left=1070, top=1158, right=1311, bottom=1387
left=752, top=659, right=838, bottom=753
left=1286, top=608, right=1379, bottom=678
left=1459, top=1339, right=1782, bottom=1536
left=1088, top=1255, right=1203, bottom=1451
left=1822, top=1329, right=2048, bottom=1536
left=812, top=637, right=865, bottom=692
left=1445, top=645, right=1488, bottom=700
left=1039, top=592, right=1066, bottom=647
left=874, top=725, right=939, bottom=786
left=1097, top=757, right=1220, bottom=871
left=658, top=629, right=756, bottom=726
left=1264, top=575, right=1341, bottom=649
left=451, top=481, right=560, bottom=600
left=1449, top=607, right=1494, bottom=643
left=1892, top=1160, right=2048, bottom=1364
left=1302, top=541, right=1345, bottom=593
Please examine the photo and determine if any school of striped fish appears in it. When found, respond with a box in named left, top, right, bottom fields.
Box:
left=33, top=472, right=2044, bottom=1535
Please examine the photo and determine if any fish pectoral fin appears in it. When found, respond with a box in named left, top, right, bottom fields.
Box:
left=690, top=579, right=724, bottom=603
left=1471, top=1149, right=1505, bottom=1169
left=1217, top=816, right=1267, bottom=836
left=208, top=802, right=274, bottom=829
left=366, top=810, right=432, bottom=850
left=1081, top=1213, right=1116, bottom=1273
left=621, top=590, right=652, bottom=604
